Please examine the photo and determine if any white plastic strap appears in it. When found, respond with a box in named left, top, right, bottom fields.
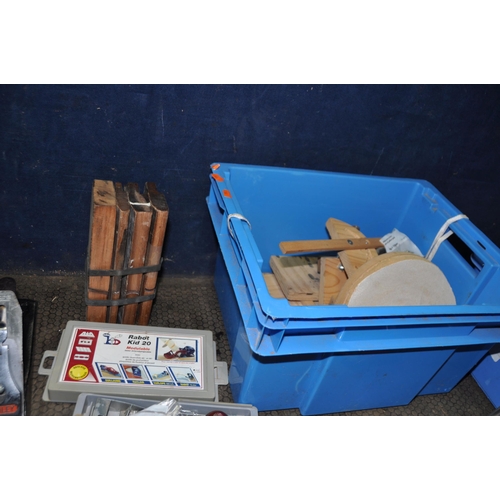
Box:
left=227, top=213, right=251, bottom=238
left=425, top=214, right=469, bottom=261
left=129, top=201, right=151, bottom=206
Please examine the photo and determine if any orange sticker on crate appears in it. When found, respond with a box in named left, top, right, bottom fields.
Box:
left=223, top=189, right=232, bottom=198
left=211, top=173, right=224, bottom=182
left=211, top=163, right=220, bottom=170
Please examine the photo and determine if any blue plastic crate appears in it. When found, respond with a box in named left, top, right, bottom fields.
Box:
left=207, top=163, right=500, bottom=414
left=472, top=346, right=500, bottom=408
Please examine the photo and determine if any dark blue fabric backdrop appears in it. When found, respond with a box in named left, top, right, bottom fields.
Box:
left=1, top=84, right=499, bottom=275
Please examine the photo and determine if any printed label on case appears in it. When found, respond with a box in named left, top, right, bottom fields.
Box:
left=60, top=327, right=204, bottom=390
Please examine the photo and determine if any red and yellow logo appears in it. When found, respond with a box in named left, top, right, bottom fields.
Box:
left=68, top=364, right=89, bottom=381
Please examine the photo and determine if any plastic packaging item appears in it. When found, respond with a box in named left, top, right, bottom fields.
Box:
left=131, top=398, right=212, bottom=416
left=380, top=228, right=423, bottom=256
left=132, top=398, right=183, bottom=416
left=90, top=397, right=143, bottom=416
left=207, top=163, right=500, bottom=414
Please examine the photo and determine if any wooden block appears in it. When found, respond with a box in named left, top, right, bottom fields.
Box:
left=318, top=257, right=347, bottom=305
left=326, top=218, right=377, bottom=277
left=119, top=183, right=153, bottom=325
left=263, top=273, right=317, bottom=306
left=269, top=255, right=320, bottom=301
left=263, top=272, right=285, bottom=299
left=87, top=180, right=117, bottom=322
left=108, top=182, right=131, bottom=323
left=136, top=182, right=169, bottom=326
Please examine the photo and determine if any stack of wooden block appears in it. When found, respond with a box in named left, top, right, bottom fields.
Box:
left=86, top=180, right=169, bottom=325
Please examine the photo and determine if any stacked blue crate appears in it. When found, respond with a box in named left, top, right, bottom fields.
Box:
left=207, top=163, right=500, bottom=415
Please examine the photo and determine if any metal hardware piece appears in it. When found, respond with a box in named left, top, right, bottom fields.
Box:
left=0, top=293, right=24, bottom=415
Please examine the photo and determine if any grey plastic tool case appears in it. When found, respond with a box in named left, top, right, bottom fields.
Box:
left=73, top=393, right=258, bottom=416
left=39, top=321, right=228, bottom=404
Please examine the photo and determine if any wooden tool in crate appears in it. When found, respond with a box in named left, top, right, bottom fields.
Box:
left=269, top=218, right=380, bottom=305
left=86, top=180, right=169, bottom=325
left=267, top=217, right=455, bottom=307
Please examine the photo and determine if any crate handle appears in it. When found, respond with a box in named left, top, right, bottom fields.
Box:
left=227, top=213, right=251, bottom=239
left=426, top=214, right=468, bottom=261
left=38, top=350, right=57, bottom=376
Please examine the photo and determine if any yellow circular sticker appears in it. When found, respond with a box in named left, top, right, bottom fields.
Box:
left=69, top=364, right=89, bottom=381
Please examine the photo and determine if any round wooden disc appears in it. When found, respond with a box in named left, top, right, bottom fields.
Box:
left=336, top=252, right=456, bottom=306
